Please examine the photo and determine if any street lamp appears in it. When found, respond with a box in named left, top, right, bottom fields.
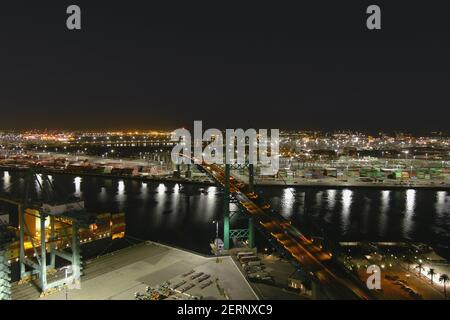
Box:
left=60, top=265, right=73, bottom=300
left=212, top=220, right=219, bottom=239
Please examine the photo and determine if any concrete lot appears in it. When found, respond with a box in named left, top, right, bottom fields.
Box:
left=12, top=242, right=257, bottom=300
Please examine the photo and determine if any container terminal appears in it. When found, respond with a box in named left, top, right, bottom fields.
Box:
left=0, top=151, right=448, bottom=189
left=1, top=165, right=448, bottom=300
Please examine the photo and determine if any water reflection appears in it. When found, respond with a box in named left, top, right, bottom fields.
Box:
left=154, top=183, right=167, bottom=226
left=341, top=189, right=353, bottom=232
left=99, top=186, right=107, bottom=202
left=163, top=184, right=180, bottom=225
left=379, top=191, right=390, bottom=236
left=0, top=170, right=449, bottom=257
left=403, top=189, right=416, bottom=238
left=436, top=191, right=448, bottom=216
left=35, top=174, right=43, bottom=197
left=315, top=191, right=323, bottom=209
left=157, top=183, right=166, bottom=194
left=173, top=184, right=180, bottom=194
left=55, top=176, right=450, bottom=257
left=116, top=180, right=126, bottom=210
left=281, top=188, right=295, bottom=218
left=3, top=171, right=10, bottom=190
left=140, top=182, right=148, bottom=200
left=203, top=186, right=218, bottom=221
left=327, top=190, right=337, bottom=210
left=323, top=189, right=337, bottom=222
left=118, top=180, right=125, bottom=193
left=74, top=176, right=82, bottom=197
left=381, top=191, right=390, bottom=213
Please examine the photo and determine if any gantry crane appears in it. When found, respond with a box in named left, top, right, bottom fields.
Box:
left=0, top=169, right=88, bottom=295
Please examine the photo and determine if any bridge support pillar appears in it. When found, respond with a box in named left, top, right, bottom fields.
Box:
left=185, top=164, right=192, bottom=178
left=248, top=217, right=254, bottom=248
left=19, top=205, right=25, bottom=279
left=50, top=216, right=56, bottom=269
left=72, top=222, right=82, bottom=286
left=174, top=164, right=181, bottom=178
left=40, top=213, right=48, bottom=291
left=248, top=164, right=254, bottom=193
left=223, top=164, right=230, bottom=250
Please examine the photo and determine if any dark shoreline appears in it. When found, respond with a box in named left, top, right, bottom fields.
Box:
left=0, top=165, right=214, bottom=186
left=2, top=165, right=449, bottom=190
left=257, top=182, right=450, bottom=191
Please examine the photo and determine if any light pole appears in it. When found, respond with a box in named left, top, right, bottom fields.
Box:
left=212, top=220, right=220, bottom=262
left=60, top=265, right=73, bottom=300
left=213, top=220, right=219, bottom=239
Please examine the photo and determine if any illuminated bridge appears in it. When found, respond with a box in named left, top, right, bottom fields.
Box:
left=194, top=162, right=373, bottom=300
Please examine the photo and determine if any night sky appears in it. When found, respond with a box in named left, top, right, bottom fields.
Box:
left=1, top=1, right=449, bottom=133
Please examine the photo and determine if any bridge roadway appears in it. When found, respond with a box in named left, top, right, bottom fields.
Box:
left=200, top=163, right=371, bottom=300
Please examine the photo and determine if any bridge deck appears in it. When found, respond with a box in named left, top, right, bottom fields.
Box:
left=201, top=163, right=371, bottom=300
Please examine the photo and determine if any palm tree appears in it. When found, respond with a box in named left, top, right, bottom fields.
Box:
left=428, top=268, right=436, bottom=284
left=416, top=263, right=423, bottom=278
left=439, top=274, right=449, bottom=298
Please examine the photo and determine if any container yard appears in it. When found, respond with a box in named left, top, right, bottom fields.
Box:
left=0, top=151, right=448, bottom=189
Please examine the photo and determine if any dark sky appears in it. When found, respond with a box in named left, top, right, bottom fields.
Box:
left=1, top=1, right=449, bottom=133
